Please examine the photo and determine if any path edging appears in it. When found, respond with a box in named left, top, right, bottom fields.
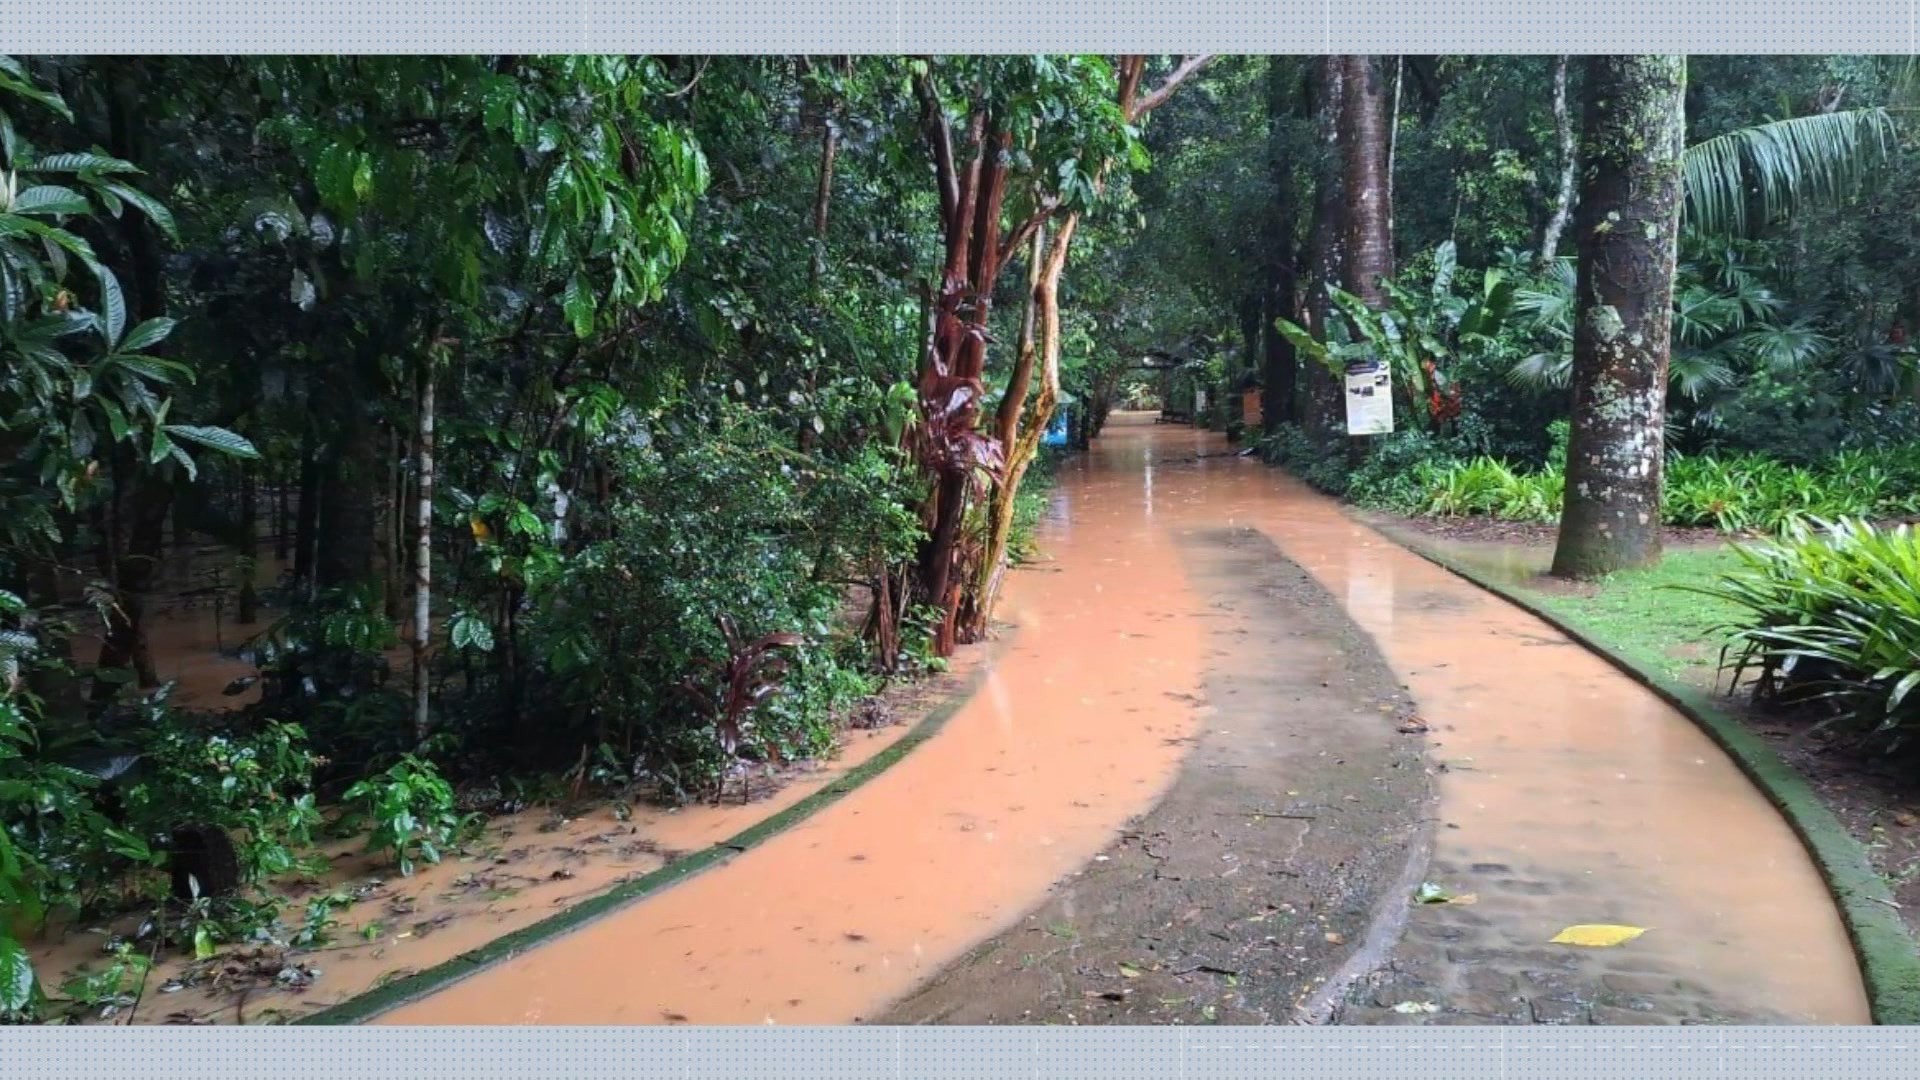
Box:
left=1391, top=533, right=1920, bottom=1026
left=293, top=644, right=1005, bottom=1026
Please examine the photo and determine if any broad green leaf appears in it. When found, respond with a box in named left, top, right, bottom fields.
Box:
left=11, top=185, right=89, bottom=217
left=562, top=275, right=595, bottom=338
left=119, top=317, right=175, bottom=352
left=92, top=262, right=125, bottom=346
left=165, top=424, right=260, bottom=460
left=148, top=426, right=175, bottom=466
left=30, top=152, right=139, bottom=175
left=101, top=182, right=177, bottom=242
left=0, top=935, right=35, bottom=1013
left=167, top=442, right=198, bottom=481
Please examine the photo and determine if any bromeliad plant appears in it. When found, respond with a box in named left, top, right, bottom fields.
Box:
left=1687, top=517, right=1920, bottom=746
left=676, top=615, right=804, bottom=801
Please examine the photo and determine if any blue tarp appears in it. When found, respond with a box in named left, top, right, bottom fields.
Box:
left=1042, top=408, right=1069, bottom=446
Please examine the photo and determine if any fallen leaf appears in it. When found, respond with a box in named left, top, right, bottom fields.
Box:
left=1412, top=882, right=1454, bottom=904
left=1324, top=931, right=1346, bottom=945
left=1550, top=924, right=1647, bottom=948
left=1447, top=893, right=1478, bottom=906
left=1397, top=717, right=1429, bottom=735
left=1894, top=812, right=1917, bottom=828
left=1391, top=1001, right=1440, bottom=1014
left=1118, top=963, right=1142, bottom=979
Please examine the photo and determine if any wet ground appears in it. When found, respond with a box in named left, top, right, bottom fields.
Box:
left=372, top=413, right=1870, bottom=1026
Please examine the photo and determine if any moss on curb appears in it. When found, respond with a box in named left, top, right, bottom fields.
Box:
left=293, top=644, right=1006, bottom=1026
left=1390, top=533, right=1920, bottom=1026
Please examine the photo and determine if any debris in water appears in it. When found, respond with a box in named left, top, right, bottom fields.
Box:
left=1412, top=882, right=1455, bottom=904
left=1550, top=924, right=1647, bottom=948
left=1391, top=1001, right=1440, bottom=1014
left=1397, top=716, right=1429, bottom=735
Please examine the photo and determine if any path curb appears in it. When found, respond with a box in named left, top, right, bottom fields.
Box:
left=1389, top=532, right=1920, bottom=1027
left=294, top=643, right=1006, bottom=1026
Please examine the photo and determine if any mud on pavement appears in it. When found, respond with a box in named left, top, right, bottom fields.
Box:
left=878, top=526, right=1434, bottom=1025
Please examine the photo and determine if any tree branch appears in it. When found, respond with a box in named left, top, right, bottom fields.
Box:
left=1126, top=55, right=1215, bottom=121
left=916, top=69, right=959, bottom=230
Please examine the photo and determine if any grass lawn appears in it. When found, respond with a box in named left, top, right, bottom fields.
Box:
left=1512, top=545, right=1747, bottom=692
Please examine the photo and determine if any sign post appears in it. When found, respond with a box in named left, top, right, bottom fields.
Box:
left=1343, top=361, right=1393, bottom=436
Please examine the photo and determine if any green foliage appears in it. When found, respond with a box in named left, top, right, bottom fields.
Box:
left=118, top=718, right=323, bottom=883
left=340, top=755, right=472, bottom=876
left=1279, top=242, right=1515, bottom=432
left=1682, top=108, right=1897, bottom=237
left=1688, top=518, right=1920, bottom=747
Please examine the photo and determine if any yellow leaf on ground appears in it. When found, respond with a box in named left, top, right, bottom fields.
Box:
left=1550, top=924, right=1647, bottom=947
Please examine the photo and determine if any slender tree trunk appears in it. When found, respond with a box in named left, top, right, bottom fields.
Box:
left=237, top=468, right=258, bottom=625
left=385, top=426, right=404, bottom=619
left=316, top=344, right=379, bottom=591
left=1550, top=56, right=1687, bottom=579
left=1300, top=56, right=1348, bottom=437
left=809, top=118, right=838, bottom=289
left=969, top=227, right=1047, bottom=637
left=1261, top=60, right=1300, bottom=436
left=1537, top=56, right=1578, bottom=268
left=412, top=358, right=436, bottom=742
left=274, top=469, right=290, bottom=563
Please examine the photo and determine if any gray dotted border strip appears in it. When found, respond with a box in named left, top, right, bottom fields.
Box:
left=0, top=3, right=1915, bottom=53
left=4, top=1026, right=1920, bottom=1077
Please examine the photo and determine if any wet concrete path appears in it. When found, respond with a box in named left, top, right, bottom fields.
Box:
left=383, top=413, right=1868, bottom=1026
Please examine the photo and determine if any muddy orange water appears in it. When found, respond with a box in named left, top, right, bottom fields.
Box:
left=385, top=412, right=1867, bottom=1026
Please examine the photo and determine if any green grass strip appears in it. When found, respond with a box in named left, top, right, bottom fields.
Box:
left=1391, top=533, right=1920, bottom=1026
left=294, top=645, right=1005, bottom=1025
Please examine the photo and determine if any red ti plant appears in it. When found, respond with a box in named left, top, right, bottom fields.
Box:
left=677, top=615, right=804, bottom=799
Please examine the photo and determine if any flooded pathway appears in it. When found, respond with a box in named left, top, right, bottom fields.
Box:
left=383, top=413, right=1867, bottom=1026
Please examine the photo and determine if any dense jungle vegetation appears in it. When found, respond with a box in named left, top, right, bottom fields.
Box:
left=4, top=53, right=1920, bottom=1018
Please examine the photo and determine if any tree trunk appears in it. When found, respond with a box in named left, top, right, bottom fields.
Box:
left=293, top=434, right=320, bottom=591
left=274, top=468, right=290, bottom=563
left=968, top=227, right=1048, bottom=638
left=1341, top=55, right=1396, bottom=463
left=1341, top=55, right=1395, bottom=310
left=809, top=118, right=838, bottom=289
left=237, top=467, right=258, bottom=625
left=1550, top=56, right=1687, bottom=579
left=1300, top=56, right=1348, bottom=437
left=93, top=458, right=170, bottom=699
left=412, top=357, right=435, bottom=742
left=1260, top=62, right=1301, bottom=437
left=1537, top=56, right=1578, bottom=268
left=385, top=426, right=404, bottom=619
left=315, top=345, right=379, bottom=591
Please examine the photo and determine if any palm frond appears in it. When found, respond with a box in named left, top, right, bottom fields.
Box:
left=1682, top=107, right=1897, bottom=237
left=1507, top=350, right=1572, bottom=392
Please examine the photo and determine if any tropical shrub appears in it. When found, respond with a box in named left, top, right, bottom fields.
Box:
left=340, top=755, right=474, bottom=876
left=1688, top=518, right=1920, bottom=746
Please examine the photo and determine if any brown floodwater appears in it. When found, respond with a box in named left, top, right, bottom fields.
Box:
left=382, top=412, right=1866, bottom=1026
left=380, top=419, right=1218, bottom=1025
left=29, top=690, right=940, bottom=1025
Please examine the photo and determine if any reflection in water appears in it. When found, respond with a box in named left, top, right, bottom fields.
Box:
left=383, top=412, right=1866, bottom=1026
